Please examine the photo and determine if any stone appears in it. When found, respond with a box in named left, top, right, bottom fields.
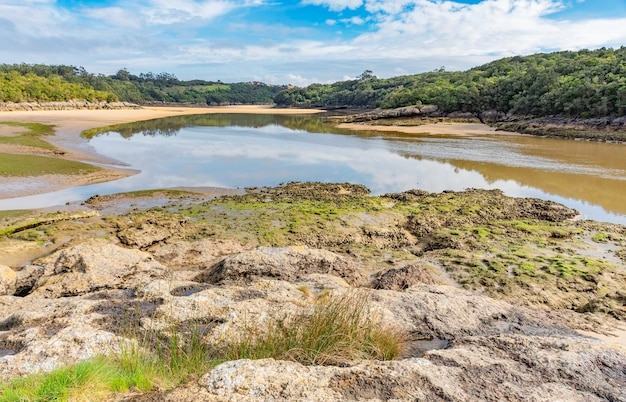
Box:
left=198, top=246, right=364, bottom=285
left=0, top=265, right=17, bottom=296
left=31, top=240, right=171, bottom=297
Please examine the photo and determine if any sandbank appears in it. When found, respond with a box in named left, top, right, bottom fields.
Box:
left=0, top=106, right=322, bottom=200
left=337, top=121, right=519, bottom=137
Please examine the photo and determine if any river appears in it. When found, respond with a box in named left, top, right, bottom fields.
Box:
left=1, top=113, right=625, bottom=224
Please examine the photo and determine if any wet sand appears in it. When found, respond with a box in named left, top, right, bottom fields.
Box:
left=337, top=121, right=518, bottom=137
left=0, top=106, right=322, bottom=200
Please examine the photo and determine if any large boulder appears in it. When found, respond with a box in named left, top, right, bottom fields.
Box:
left=31, top=240, right=171, bottom=297
left=198, top=246, right=364, bottom=285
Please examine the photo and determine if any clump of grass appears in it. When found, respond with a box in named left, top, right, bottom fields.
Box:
left=222, top=291, right=404, bottom=365
left=0, top=356, right=135, bottom=402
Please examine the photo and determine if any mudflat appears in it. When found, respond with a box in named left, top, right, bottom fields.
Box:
left=0, top=106, right=323, bottom=199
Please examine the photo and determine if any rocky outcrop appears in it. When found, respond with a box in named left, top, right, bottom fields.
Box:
left=0, top=101, right=140, bottom=111
left=198, top=246, right=364, bottom=286
left=1, top=185, right=625, bottom=400
left=30, top=240, right=171, bottom=298
left=334, top=105, right=440, bottom=123
left=370, top=263, right=445, bottom=290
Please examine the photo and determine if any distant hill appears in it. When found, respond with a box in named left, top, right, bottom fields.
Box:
left=274, top=47, right=626, bottom=119
left=0, top=64, right=285, bottom=105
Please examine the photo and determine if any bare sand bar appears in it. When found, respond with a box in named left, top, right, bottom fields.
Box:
left=337, top=121, right=517, bottom=137
left=0, top=106, right=322, bottom=200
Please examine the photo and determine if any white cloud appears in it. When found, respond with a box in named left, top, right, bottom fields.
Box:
left=351, top=0, right=626, bottom=58
left=302, top=0, right=364, bottom=11
left=85, top=7, right=142, bottom=29
left=144, top=0, right=236, bottom=25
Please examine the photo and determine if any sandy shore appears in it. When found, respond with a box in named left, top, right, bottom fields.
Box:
left=0, top=106, right=322, bottom=200
left=337, top=121, right=518, bottom=137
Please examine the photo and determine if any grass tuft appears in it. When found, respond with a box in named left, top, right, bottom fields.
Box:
left=222, top=291, right=404, bottom=365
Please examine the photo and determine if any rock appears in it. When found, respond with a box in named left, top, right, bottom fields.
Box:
left=118, top=218, right=185, bottom=249
left=149, top=239, right=247, bottom=271
left=181, top=338, right=622, bottom=402
left=31, top=240, right=171, bottom=297
left=198, top=246, right=364, bottom=285
left=0, top=101, right=140, bottom=112
left=0, top=295, right=121, bottom=379
left=370, top=263, right=444, bottom=290
left=0, top=265, right=17, bottom=296
left=14, top=265, right=45, bottom=297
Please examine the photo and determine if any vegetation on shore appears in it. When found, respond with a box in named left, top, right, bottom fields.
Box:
left=0, top=64, right=285, bottom=105
left=0, top=121, right=57, bottom=150
left=0, top=121, right=102, bottom=177
left=0, top=153, right=100, bottom=177
left=275, top=47, right=626, bottom=119
left=3, top=47, right=626, bottom=124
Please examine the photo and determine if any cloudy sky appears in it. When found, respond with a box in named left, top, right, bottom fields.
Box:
left=1, top=0, right=626, bottom=85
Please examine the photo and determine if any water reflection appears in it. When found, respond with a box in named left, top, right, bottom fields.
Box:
left=2, top=114, right=626, bottom=224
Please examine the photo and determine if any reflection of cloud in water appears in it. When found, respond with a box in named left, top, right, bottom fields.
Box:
left=2, top=123, right=626, bottom=225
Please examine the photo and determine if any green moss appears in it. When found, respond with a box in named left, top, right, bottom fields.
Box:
left=591, top=232, right=609, bottom=243
left=514, top=261, right=537, bottom=276
left=471, top=227, right=490, bottom=238
left=483, top=259, right=506, bottom=273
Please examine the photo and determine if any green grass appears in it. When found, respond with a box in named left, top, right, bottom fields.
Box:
left=0, top=153, right=100, bottom=176
left=0, top=122, right=56, bottom=150
left=222, top=291, right=404, bottom=365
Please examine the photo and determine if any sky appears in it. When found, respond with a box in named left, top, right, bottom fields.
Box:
left=1, top=0, right=626, bottom=86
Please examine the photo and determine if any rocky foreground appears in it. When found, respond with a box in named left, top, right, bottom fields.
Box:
left=0, top=183, right=625, bottom=401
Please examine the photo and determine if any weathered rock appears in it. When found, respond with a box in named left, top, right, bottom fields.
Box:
left=31, top=240, right=171, bottom=297
left=150, top=239, right=248, bottom=271
left=370, top=263, right=445, bottom=290
left=0, top=265, right=17, bottom=296
left=0, top=295, right=121, bottom=379
left=0, top=101, right=140, bottom=112
left=161, top=338, right=624, bottom=402
left=198, top=246, right=364, bottom=285
left=13, top=265, right=45, bottom=297
left=118, top=218, right=185, bottom=249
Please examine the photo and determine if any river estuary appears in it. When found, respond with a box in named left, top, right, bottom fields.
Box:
left=1, top=113, right=625, bottom=224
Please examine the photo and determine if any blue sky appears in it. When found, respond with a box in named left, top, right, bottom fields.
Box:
left=1, top=0, right=626, bottom=85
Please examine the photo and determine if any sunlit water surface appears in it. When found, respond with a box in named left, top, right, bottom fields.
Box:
left=2, top=114, right=626, bottom=225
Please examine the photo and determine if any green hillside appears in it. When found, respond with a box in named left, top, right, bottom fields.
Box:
left=0, top=65, right=284, bottom=105
left=274, top=47, right=626, bottom=118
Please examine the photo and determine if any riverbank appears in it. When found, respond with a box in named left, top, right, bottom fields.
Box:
left=330, top=106, right=626, bottom=142
left=0, top=106, right=323, bottom=199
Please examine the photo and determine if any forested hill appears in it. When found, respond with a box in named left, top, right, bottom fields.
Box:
left=274, top=47, right=626, bottom=118
left=0, top=65, right=284, bottom=105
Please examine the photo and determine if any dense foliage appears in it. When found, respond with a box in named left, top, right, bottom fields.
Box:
left=274, top=48, right=626, bottom=118
left=0, top=65, right=284, bottom=105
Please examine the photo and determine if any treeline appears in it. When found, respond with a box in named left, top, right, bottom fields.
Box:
left=274, top=47, right=626, bottom=118
left=0, top=64, right=284, bottom=105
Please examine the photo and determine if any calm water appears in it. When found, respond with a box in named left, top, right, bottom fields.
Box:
left=2, top=114, right=626, bottom=224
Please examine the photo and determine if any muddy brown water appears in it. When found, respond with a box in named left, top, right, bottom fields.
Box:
left=1, top=114, right=625, bottom=224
